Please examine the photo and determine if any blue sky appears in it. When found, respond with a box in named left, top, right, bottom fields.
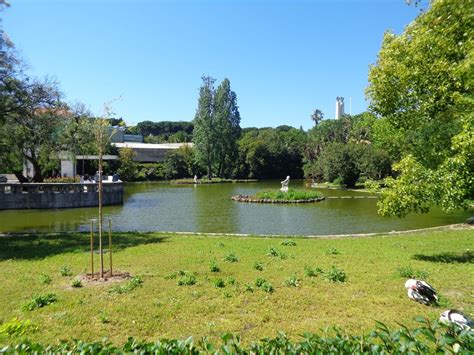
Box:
left=3, top=0, right=424, bottom=129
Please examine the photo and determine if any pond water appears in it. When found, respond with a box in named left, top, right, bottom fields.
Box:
left=0, top=181, right=469, bottom=235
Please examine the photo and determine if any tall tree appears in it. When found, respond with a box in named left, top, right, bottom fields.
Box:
left=214, top=78, right=241, bottom=177
left=310, top=109, right=324, bottom=126
left=366, top=0, right=474, bottom=217
left=192, top=76, right=215, bottom=178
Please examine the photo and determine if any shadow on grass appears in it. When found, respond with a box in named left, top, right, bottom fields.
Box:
left=0, top=232, right=168, bottom=260
left=413, top=250, right=473, bottom=264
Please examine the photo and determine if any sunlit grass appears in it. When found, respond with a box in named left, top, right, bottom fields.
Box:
left=0, top=229, right=472, bottom=346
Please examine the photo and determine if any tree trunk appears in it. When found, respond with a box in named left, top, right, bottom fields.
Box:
left=13, top=171, right=29, bottom=183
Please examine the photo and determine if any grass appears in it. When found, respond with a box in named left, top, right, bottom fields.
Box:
left=255, top=189, right=322, bottom=201
left=0, top=229, right=472, bottom=346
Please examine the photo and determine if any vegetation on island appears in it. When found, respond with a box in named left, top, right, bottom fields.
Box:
left=254, top=189, right=322, bottom=201
left=0, top=229, right=472, bottom=348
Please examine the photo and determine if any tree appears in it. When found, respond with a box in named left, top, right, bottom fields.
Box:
left=213, top=78, right=241, bottom=177
left=366, top=0, right=474, bottom=217
left=193, top=76, right=215, bottom=178
left=117, top=147, right=138, bottom=181
left=310, top=109, right=324, bottom=126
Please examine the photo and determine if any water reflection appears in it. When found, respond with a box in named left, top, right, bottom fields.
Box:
left=0, top=181, right=469, bottom=235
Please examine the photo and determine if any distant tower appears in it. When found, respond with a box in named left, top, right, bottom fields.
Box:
left=335, top=97, right=345, bottom=119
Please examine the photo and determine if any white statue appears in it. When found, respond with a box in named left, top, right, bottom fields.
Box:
left=280, top=175, right=290, bottom=192
left=194, top=174, right=198, bottom=183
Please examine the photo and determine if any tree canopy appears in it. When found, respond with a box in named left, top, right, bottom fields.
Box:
left=366, top=0, right=474, bottom=217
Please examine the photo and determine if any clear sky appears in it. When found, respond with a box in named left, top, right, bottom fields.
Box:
left=3, top=0, right=424, bottom=129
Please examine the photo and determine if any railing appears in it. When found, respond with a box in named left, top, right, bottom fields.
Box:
left=0, top=182, right=123, bottom=210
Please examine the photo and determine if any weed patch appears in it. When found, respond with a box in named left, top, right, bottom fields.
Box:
left=60, top=266, right=73, bottom=277
left=213, top=278, right=225, bottom=288
left=267, top=247, right=287, bottom=259
left=0, top=318, right=37, bottom=337
left=284, top=274, right=301, bottom=287
left=71, top=279, right=82, bottom=288
left=39, top=274, right=52, bottom=284
left=281, top=240, right=296, bottom=246
left=324, top=266, right=347, bottom=283
left=397, top=266, right=429, bottom=279
left=223, top=252, right=239, bottom=263
left=253, top=261, right=264, bottom=271
left=23, top=293, right=57, bottom=311
left=109, top=276, right=143, bottom=294
left=209, top=261, right=221, bottom=273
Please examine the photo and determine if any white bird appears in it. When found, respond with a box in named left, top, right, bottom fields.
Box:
left=404, top=279, right=438, bottom=305
left=440, top=310, right=473, bottom=330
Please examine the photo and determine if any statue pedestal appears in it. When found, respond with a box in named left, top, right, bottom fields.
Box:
left=280, top=186, right=288, bottom=192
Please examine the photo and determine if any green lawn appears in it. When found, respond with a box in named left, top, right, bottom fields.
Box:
left=0, top=228, right=472, bottom=346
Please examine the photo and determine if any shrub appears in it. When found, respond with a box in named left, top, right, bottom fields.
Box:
left=397, top=266, right=428, bottom=279
left=23, top=293, right=57, bottom=311
left=39, top=273, right=52, bottom=284
left=325, top=266, right=347, bottom=283
left=284, top=274, right=301, bottom=287
left=223, top=252, right=239, bottom=263
left=71, top=279, right=82, bottom=288
left=261, top=282, right=274, bottom=293
left=255, top=277, right=267, bottom=287
left=253, top=261, right=264, bottom=271
left=213, top=278, right=225, bottom=288
left=60, top=266, right=73, bottom=277
left=209, top=261, right=221, bottom=273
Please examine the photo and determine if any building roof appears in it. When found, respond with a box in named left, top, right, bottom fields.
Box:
left=113, top=142, right=193, bottom=149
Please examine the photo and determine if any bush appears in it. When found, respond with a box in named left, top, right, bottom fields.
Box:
left=1, top=318, right=472, bottom=353
left=304, top=265, right=323, bottom=278
left=23, top=293, right=57, bottom=311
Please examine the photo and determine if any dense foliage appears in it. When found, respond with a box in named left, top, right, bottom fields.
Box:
left=1, top=320, right=472, bottom=354
left=255, top=189, right=321, bottom=201
left=366, top=0, right=474, bottom=216
left=303, top=113, right=392, bottom=187
left=133, top=121, right=193, bottom=143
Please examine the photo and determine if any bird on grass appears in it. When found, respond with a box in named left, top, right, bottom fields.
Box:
left=404, top=279, right=438, bottom=306
left=440, top=310, right=473, bottom=330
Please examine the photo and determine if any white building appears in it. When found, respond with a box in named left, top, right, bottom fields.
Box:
left=335, top=97, right=345, bottom=119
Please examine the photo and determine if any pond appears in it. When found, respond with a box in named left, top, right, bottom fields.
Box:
left=0, top=181, right=469, bottom=235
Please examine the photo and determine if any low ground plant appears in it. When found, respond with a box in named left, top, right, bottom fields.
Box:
left=227, top=276, right=236, bottom=285
left=0, top=319, right=37, bottom=338
left=255, top=278, right=274, bottom=293
left=280, top=239, right=296, bottom=246
left=39, top=274, right=51, bottom=284
left=284, top=274, right=301, bottom=287
left=209, top=261, right=220, bottom=272
left=213, top=278, right=225, bottom=288
left=177, top=273, right=196, bottom=286
left=223, top=252, right=239, bottom=263
left=253, top=261, right=264, bottom=271
left=60, top=266, right=72, bottom=277
left=324, top=266, right=347, bottom=283
left=325, top=247, right=341, bottom=255
left=397, top=266, right=429, bottom=279
left=267, top=247, right=287, bottom=259
left=71, top=279, right=82, bottom=288
left=23, top=294, right=57, bottom=311
left=109, top=277, right=143, bottom=294
left=304, top=265, right=324, bottom=277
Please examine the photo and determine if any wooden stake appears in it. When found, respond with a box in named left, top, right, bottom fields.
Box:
left=108, top=218, right=113, bottom=277
left=90, top=220, right=94, bottom=278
